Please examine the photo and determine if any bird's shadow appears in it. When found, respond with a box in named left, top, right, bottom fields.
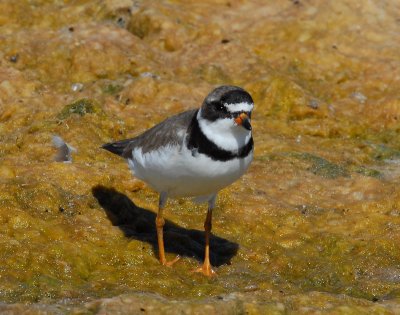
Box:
left=92, top=185, right=238, bottom=267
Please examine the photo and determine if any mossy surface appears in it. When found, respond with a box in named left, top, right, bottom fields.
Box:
left=57, top=99, right=101, bottom=120
left=1, top=0, right=400, bottom=313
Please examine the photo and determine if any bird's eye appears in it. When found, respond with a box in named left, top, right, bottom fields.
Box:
left=211, top=101, right=225, bottom=111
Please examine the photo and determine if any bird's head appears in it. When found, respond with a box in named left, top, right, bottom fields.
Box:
left=199, top=85, right=254, bottom=132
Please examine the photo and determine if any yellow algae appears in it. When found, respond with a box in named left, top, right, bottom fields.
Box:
left=8, top=215, right=30, bottom=230
left=0, top=164, right=15, bottom=179
left=1, top=0, right=400, bottom=313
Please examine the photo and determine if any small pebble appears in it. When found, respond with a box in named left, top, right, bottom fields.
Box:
left=117, top=17, right=126, bottom=28
left=140, top=72, right=159, bottom=79
left=71, top=82, right=84, bottom=92
left=308, top=99, right=319, bottom=109
left=244, top=284, right=259, bottom=292
left=9, top=54, right=19, bottom=63
left=388, top=209, right=400, bottom=217
left=52, top=135, right=77, bottom=163
left=351, top=91, right=367, bottom=104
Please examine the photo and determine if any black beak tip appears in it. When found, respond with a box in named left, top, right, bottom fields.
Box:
left=242, top=120, right=252, bottom=131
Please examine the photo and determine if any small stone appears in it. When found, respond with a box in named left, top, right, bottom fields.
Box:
left=71, top=82, right=84, bottom=92
left=244, top=284, right=259, bottom=292
left=140, top=72, right=159, bottom=79
left=308, top=99, right=319, bottom=109
left=52, top=135, right=77, bottom=162
left=351, top=91, right=367, bottom=104
left=388, top=209, right=400, bottom=216
left=9, top=54, right=19, bottom=63
left=117, top=17, right=126, bottom=28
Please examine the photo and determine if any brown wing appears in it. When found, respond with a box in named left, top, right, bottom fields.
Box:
left=102, top=109, right=197, bottom=159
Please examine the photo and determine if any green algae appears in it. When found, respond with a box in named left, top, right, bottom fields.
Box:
left=57, top=99, right=101, bottom=120
left=350, top=166, right=382, bottom=178
left=369, top=143, right=400, bottom=161
left=102, top=84, right=123, bottom=95
left=291, top=152, right=350, bottom=179
left=280, top=151, right=382, bottom=179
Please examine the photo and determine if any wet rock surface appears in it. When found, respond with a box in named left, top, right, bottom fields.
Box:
left=1, top=0, right=400, bottom=313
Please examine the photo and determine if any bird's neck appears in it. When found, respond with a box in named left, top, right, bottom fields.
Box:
left=196, top=110, right=252, bottom=152
left=185, top=110, right=253, bottom=162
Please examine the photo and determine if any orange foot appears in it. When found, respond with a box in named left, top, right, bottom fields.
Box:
left=193, top=263, right=216, bottom=277
left=160, top=255, right=180, bottom=267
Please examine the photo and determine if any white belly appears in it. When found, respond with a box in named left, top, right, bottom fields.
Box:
left=127, top=145, right=253, bottom=198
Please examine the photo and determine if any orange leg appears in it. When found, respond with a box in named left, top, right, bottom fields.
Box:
left=194, top=195, right=216, bottom=276
left=156, top=192, right=179, bottom=266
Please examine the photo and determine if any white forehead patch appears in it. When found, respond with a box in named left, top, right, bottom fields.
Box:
left=224, top=102, right=254, bottom=113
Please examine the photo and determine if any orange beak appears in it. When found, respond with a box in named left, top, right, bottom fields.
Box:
left=234, top=113, right=252, bottom=130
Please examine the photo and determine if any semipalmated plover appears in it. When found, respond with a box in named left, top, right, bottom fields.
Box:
left=102, top=85, right=254, bottom=276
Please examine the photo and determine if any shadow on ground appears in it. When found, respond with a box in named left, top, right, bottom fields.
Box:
left=92, top=185, right=238, bottom=266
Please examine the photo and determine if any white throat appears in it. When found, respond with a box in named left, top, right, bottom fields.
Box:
left=197, top=110, right=252, bottom=152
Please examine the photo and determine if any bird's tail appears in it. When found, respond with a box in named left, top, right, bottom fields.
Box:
left=102, top=139, right=132, bottom=157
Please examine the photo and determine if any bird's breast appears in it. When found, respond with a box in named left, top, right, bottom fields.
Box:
left=128, top=145, right=253, bottom=197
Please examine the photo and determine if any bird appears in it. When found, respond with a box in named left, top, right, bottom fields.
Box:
left=102, top=85, right=254, bottom=276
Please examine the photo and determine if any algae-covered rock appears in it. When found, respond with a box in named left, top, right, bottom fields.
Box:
left=1, top=0, right=400, bottom=313
left=57, top=99, right=101, bottom=120
left=102, top=83, right=124, bottom=95
left=350, top=165, right=382, bottom=178
left=197, top=64, right=231, bottom=85
left=264, top=77, right=329, bottom=121
left=291, top=152, right=350, bottom=179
